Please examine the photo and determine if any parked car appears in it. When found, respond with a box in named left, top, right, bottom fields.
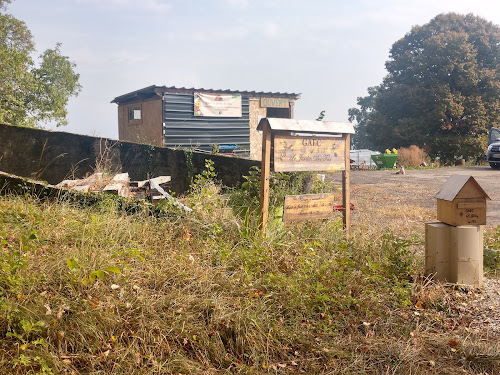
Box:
left=486, top=127, right=500, bottom=169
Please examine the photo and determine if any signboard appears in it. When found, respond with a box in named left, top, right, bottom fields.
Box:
left=283, top=193, right=335, bottom=222
left=260, top=97, right=289, bottom=108
left=273, top=134, right=346, bottom=172
left=194, top=92, right=242, bottom=117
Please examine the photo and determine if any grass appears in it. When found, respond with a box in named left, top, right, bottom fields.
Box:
left=0, top=168, right=499, bottom=374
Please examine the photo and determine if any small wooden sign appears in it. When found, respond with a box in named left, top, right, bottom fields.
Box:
left=273, top=134, right=346, bottom=172
left=283, top=193, right=335, bottom=222
left=260, top=97, right=289, bottom=108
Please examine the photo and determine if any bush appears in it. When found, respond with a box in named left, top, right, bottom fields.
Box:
left=397, top=145, right=429, bottom=167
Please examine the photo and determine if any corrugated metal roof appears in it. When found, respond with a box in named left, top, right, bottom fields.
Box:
left=257, top=118, right=355, bottom=134
left=435, top=174, right=491, bottom=201
left=112, top=85, right=301, bottom=104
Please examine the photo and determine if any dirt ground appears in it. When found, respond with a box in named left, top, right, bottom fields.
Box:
left=348, top=165, right=500, bottom=225
left=339, top=166, right=500, bottom=342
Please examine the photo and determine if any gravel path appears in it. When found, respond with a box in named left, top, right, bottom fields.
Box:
left=349, top=166, right=500, bottom=225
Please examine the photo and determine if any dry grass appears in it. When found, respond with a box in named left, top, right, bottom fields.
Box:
left=397, top=145, right=430, bottom=168
left=0, top=173, right=499, bottom=374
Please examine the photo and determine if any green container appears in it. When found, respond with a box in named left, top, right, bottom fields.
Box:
left=371, top=153, right=398, bottom=169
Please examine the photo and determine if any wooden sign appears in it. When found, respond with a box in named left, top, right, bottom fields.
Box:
left=283, top=193, right=335, bottom=222
left=273, top=134, right=346, bottom=172
left=260, top=97, right=289, bottom=108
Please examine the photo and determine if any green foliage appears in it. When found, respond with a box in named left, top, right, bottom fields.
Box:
left=349, top=13, right=500, bottom=162
left=66, top=257, right=121, bottom=286
left=0, top=1, right=81, bottom=127
left=484, top=227, right=500, bottom=275
left=0, top=189, right=497, bottom=374
left=348, top=86, right=379, bottom=150
left=2, top=300, right=53, bottom=374
left=0, top=231, right=37, bottom=290
left=194, top=158, right=217, bottom=184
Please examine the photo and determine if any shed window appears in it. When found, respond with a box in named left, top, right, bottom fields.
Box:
left=128, top=106, right=142, bottom=122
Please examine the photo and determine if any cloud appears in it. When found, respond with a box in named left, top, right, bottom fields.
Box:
left=222, top=0, right=249, bottom=9
left=77, top=0, right=171, bottom=13
left=261, top=22, right=280, bottom=38
left=162, top=24, right=251, bottom=43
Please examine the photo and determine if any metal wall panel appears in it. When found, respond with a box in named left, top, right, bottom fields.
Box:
left=163, top=93, right=250, bottom=156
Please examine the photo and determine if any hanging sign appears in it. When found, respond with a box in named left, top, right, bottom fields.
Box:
left=260, top=97, right=289, bottom=108
left=283, top=193, right=335, bottom=222
left=194, top=92, right=242, bottom=117
left=273, top=134, right=346, bottom=172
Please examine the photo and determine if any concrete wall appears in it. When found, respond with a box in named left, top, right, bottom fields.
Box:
left=118, top=98, right=163, bottom=146
left=0, top=124, right=258, bottom=194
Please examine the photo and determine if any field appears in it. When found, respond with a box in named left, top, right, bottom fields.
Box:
left=0, top=165, right=499, bottom=374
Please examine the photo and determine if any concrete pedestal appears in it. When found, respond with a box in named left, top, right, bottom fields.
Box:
left=425, top=222, right=450, bottom=281
left=449, top=225, right=483, bottom=287
left=425, top=222, right=483, bottom=287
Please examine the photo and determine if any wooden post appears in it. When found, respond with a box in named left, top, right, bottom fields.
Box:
left=259, top=124, right=272, bottom=234
left=342, top=134, right=351, bottom=237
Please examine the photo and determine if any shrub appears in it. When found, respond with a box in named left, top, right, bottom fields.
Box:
left=397, top=145, right=429, bottom=167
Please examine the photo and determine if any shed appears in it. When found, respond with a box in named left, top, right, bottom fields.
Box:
left=435, top=175, right=490, bottom=226
left=111, top=85, right=300, bottom=160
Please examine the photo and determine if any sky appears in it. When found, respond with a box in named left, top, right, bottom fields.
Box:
left=6, top=0, right=500, bottom=140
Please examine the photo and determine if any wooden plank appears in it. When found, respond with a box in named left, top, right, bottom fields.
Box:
left=112, top=172, right=130, bottom=183
left=454, top=199, right=486, bottom=225
left=456, top=179, right=489, bottom=199
left=438, top=198, right=486, bottom=226
left=342, top=134, right=351, bottom=236
left=273, top=134, right=346, bottom=172
left=437, top=199, right=454, bottom=225
left=457, top=202, right=485, bottom=209
left=283, top=193, right=335, bottom=222
left=149, top=176, right=171, bottom=185
left=259, top=124, right=272, bottom=234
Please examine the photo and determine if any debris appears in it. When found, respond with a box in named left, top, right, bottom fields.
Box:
left=55, top=172, right=190, bottom=210
left=149, top=180, right=192, bottom=212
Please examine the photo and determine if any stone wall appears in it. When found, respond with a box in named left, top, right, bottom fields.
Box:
left=0, top=124, right=259, bottom=194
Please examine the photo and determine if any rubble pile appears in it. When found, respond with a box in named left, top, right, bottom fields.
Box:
left=56, top=172, right=191, bottom=212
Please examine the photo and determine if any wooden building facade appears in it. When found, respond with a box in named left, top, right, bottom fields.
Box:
left=111, top=85, right=300, bottom=160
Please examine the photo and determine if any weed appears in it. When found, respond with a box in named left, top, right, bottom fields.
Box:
left=66, top=257, right=121, bottom=286
left=0, top=231, right=37, bottom=290
left=0, top=179, right=497, bottom=374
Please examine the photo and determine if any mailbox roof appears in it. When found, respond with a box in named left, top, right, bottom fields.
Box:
left=435, top=174, right=491, bottom=201
left=257, top=118, right=355, bottom=134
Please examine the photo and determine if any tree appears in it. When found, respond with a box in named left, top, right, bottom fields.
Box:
left=349, top=13, right=500, bottom=162
left=0, top=0, right=81, bottom=127
left=348, top=86, right=379, bottom=149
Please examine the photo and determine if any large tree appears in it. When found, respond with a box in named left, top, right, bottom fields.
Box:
left=349, top=13, right=500, bottom=162
left=0, top=0, right=81, bottom=127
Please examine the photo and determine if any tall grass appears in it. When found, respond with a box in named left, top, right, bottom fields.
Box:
left=0, top=167, right=498, bottom=374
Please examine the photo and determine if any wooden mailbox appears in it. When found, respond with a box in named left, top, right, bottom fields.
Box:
left=435, top=175, right=490, bottom=226
left=256, top=118, right=355, bottom=235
